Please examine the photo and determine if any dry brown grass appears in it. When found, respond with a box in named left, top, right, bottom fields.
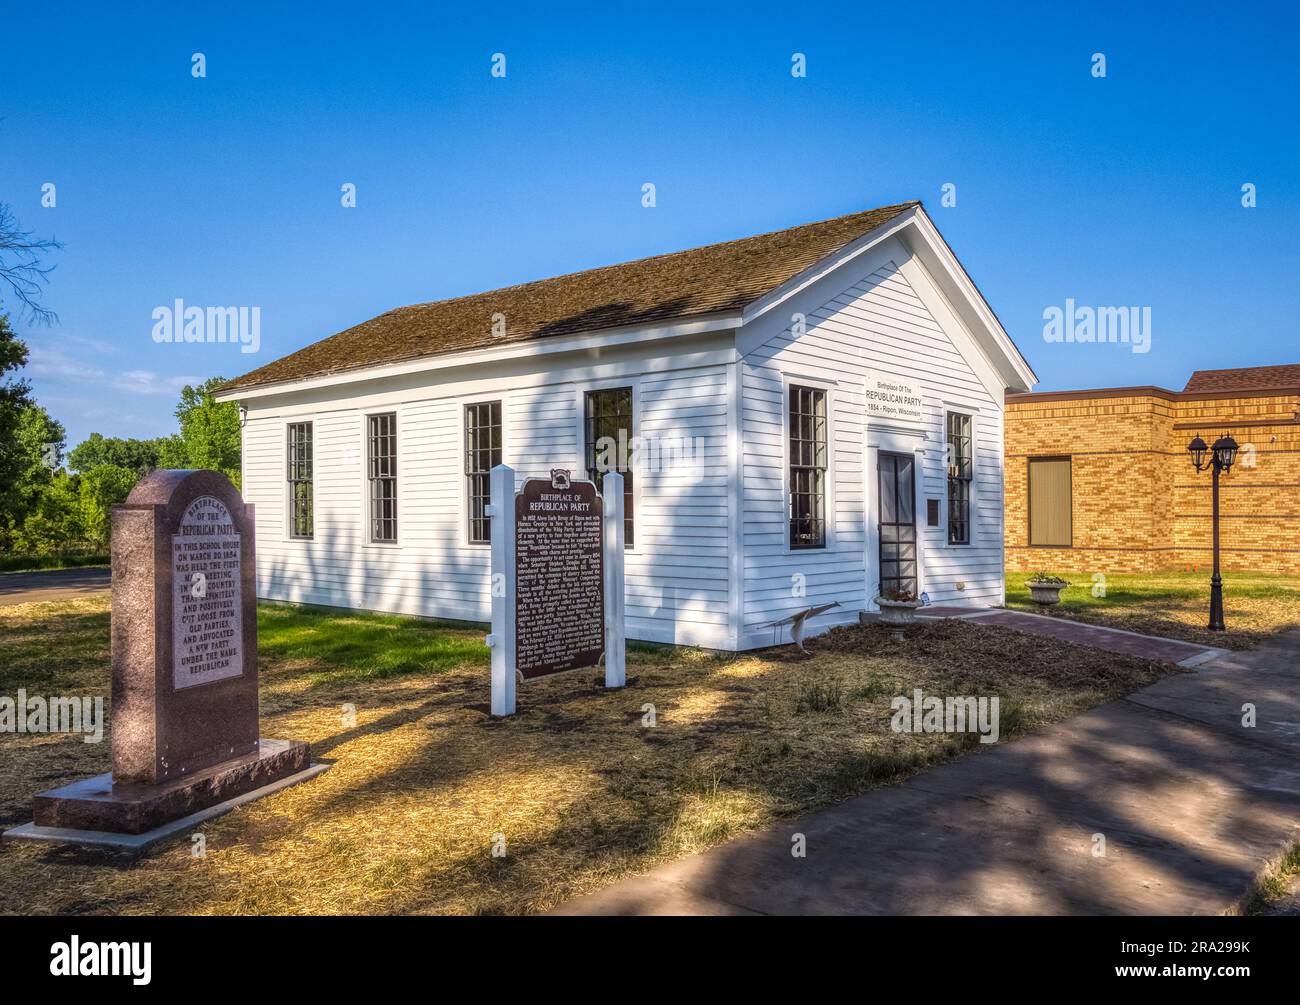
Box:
left=0, top=596, right=1176, bottom=916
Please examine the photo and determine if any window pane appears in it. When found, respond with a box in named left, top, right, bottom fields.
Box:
left=584, top=388, right=634, bottom=546
left=1029, top=458, right=1072, bottom=547
left=287, top=422, right=313, bottom=538
left=368, top=413, right=397, bottom=542
left=465, top=401, right=501, bottom=544
left=947, top=412, right=972, bottom=545
left=789, top=385, right=827, bottom=549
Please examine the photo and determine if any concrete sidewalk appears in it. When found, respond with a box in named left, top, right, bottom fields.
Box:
left=552, top=630, right=1300, bottom=915
left=0, top=567, right=111, bottom=607
left=918, top=606, right=1225, bottom=667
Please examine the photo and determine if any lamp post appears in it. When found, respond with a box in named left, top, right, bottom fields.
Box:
left=1187, top=433, right=1238, bottom=631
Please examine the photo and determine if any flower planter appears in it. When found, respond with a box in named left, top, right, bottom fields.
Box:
left=1026, top=581, right=1067, bottom=607
left=875, top=597, right=922, bottom=640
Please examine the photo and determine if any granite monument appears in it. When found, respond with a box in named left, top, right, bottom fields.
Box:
left=11, top=470, right=321, bottom=842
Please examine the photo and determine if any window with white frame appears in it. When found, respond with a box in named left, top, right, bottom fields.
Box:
left=367, top=412, right=397, bottom=543
left=287, top=421, right=313, bottom=539
left=465, top=401, right=501, bottom=544
left=789, top=385, right=827, bottom=549
left=946, top=411, right=973, bottom=545
left=584, top=387, right=634, bottom=546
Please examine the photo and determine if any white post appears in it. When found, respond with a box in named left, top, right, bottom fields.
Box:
left=487, top=464, right=517, bottom=716
left=602, top=471, right=626, bottom=689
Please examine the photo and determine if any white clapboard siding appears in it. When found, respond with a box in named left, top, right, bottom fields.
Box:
left=242, top=357, right=735, bottom=647
left=623, top=366, right=731, bottom=641
left=237, top=222, right=1018, bottom=654
left=739, top=258, right=1005, bottom=642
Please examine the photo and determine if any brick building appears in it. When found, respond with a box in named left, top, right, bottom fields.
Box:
left=1004, top=364, right=1300, bottom=575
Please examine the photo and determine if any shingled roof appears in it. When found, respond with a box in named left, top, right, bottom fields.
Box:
left=220, top=201, right=920, bottom=393
left=1183, top=363, right=1300, bottom=394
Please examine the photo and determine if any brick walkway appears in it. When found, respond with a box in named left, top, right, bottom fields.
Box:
left=917, top=606, right=1225, bottom=666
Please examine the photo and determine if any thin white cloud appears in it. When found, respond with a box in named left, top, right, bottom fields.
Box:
left=25, top=348, right=201, bottom=398
left=118, top=369, right=205, bottom=397
left=26, top=345, right=106, bottom=383
left=51, top=332, right=119, bottom=356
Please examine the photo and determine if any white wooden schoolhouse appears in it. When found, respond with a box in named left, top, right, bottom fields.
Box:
left=216, top=201, right=1037, bottom=650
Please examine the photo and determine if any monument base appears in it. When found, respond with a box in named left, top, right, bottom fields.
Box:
left=4, top=760, right=328, bottom=852
left=23, top=738, right=314, bottom=836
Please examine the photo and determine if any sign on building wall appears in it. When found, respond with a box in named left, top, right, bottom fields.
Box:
left=487, top=466, right=625, bottom=716
left=864, top=371, right=925, bottom=425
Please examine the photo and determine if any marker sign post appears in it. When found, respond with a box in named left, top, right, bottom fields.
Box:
left=487, top=465, right=624, bottom=717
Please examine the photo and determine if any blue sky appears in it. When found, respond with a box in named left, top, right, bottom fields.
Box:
left=3, top=1, right=1297, bottom=448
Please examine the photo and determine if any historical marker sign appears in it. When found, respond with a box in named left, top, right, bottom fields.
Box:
left=864, top=370, right=925, bottom=426
left=172, top=495, right=245, bottom=690
left=514, top=472, right=604, bottom=678
left=487, top=464, right=624, bottom=716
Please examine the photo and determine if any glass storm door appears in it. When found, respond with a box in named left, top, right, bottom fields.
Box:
left=878, top=452, right=918, bottom=598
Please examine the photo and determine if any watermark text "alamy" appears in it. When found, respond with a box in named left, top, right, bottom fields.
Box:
left=152, top=299, right=260, bottom=354
left=0, top=689, right=104, bottom=743
left=1043, top=299, right=1151, bottom=354
left=890, top=688, right=1000, bottom=744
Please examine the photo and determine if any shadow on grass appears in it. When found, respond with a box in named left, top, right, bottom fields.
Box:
left=10, top=599, right=1282, bottom=917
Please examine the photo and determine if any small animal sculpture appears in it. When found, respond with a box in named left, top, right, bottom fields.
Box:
left=758, top=601, right=842, bottom=653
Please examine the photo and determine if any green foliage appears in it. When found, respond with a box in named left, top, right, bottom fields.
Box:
left=155, top=433, right=189, bottom=470
left=12, top=470, right=81, bottom=554
left=0, top=310, right=34, bottom=520
left=172, top=377, right=241, bottom=487
left=77, top=464, right=139, bottom=547
left=794, top=678, right=844, bottom=714
left=0, top=404, right=66, bottom=550
left=0, top=552, right=107, bottom=573
left=67, top=432, right=168, bottom=475
left=9, top=463, right=138, bottom=555
left=0, top=367, right=233, bottom=559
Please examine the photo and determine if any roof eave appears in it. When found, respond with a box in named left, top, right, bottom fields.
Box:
left=212, top=309, right=743, bottom=402
left=905, top=207, right=1038, bottom=393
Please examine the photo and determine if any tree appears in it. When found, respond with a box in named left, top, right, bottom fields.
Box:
left=155, top=433, right=189, bottom=470
left=172, top=377, right=241, bottom=487
left=77, top=465, right=139, bottom=548
left=0, top=204, right=63, bottom=325
left=13, top=470, right=81, bottom=555
left=0, top=308, right=33, bottom=526
left=0, top=403, right=65, bottom=549
left=68, top=433, right=167, bottom=476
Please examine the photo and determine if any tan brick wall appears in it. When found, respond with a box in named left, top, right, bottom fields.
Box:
left=1005, top=390, right=1300, bottom=575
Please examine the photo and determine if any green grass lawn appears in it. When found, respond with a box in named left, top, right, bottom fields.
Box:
left=256, top=602, right=490, bottom=685
left=0, top=594, right=1175, bottom=916
left=1006, top=570, right=1300, bottom=649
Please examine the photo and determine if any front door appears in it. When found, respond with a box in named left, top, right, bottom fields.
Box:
left=878, top=452, right=917, bottom=598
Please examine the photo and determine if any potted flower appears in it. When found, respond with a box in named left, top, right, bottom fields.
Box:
left=874, top=587, right=922, bottom=640
left=1025, top=573, right=1070, bottom=608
